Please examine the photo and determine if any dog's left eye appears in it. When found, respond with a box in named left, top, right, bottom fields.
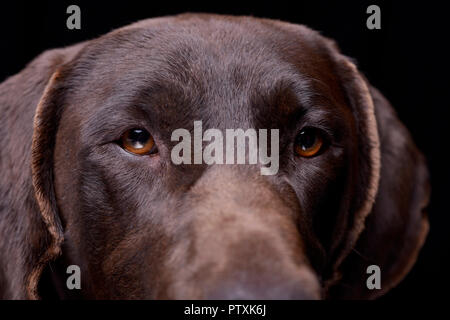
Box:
left=120, top=128, right=157, bottom=155
left=294, top=128, right=325, bottom=158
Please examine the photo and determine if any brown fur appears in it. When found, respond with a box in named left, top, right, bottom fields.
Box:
left=0, top=14, right=429, bottom=299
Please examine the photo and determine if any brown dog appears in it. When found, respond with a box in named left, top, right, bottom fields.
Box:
left=0, top=13, right=429, bottom=299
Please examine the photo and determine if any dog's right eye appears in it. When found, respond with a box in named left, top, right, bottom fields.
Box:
left=119, top=128, right=157, bottom=155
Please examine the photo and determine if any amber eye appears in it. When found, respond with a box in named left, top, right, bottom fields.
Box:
left=120, top=128, right=156, bottom=155
left=294, top=128, right=325, bottom=157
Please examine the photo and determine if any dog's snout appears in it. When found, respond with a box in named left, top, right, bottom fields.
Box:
left=161, top=166, right=321, bottom=299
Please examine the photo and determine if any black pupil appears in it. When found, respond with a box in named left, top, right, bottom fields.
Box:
left=298, top=129, right=317, bottom=150
left=128, top=129, right=150, bottom=148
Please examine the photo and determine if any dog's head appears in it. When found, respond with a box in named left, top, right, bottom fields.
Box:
left=3, top=14, right=429, bottom=299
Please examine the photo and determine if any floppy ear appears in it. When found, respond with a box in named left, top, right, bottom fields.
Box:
left=0, top=45, right=83, bottom=299
left=28, top=69, right=69, bottom=299
left=323, top=43, right=430, bottom=299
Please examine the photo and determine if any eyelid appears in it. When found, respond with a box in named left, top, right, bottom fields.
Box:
left=298, top=125, right=332, bottom=145
left=304, top=122, right=333, bottom=136
left=294, top=105, right=342, bottom=139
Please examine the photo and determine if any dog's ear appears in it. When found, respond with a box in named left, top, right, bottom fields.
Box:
left=0, top=44, right=83, bottom=299
left=29, top=68, right=69, bottom=299
left=323, top=41, right=430, bottom=299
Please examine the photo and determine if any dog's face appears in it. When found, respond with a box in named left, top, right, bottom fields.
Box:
left=53, top=16, right=359, bottom=299
left=0, top=14, right=429, bottom=300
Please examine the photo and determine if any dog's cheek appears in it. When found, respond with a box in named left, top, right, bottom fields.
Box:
left=285, top=148, right=350, bottom=272
left=70, top=148, right=173, bottom=297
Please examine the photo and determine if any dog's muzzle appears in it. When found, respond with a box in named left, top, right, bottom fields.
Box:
left=161, top=165, right=321, bottom=299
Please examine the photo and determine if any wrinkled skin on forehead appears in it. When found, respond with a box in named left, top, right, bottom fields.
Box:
left=0, top=14, right=429, bottom=300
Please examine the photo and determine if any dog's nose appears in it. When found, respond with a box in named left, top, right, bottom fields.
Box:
left=204, top=269, right=321, bottom=300
left=166, top=166, right=322, bottom=300
left=205, top=284, right=319, bottom=300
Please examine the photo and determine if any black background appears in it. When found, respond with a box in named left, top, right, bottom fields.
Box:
left=0, top=0, right=448, bottom=300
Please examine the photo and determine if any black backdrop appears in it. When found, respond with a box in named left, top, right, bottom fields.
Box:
left=0, top=0, right=448, bottom=300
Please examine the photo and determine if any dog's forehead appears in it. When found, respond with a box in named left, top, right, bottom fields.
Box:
left=77, top=15, right=330, bottom=84
left=66, top=15, right=346, bottom=129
